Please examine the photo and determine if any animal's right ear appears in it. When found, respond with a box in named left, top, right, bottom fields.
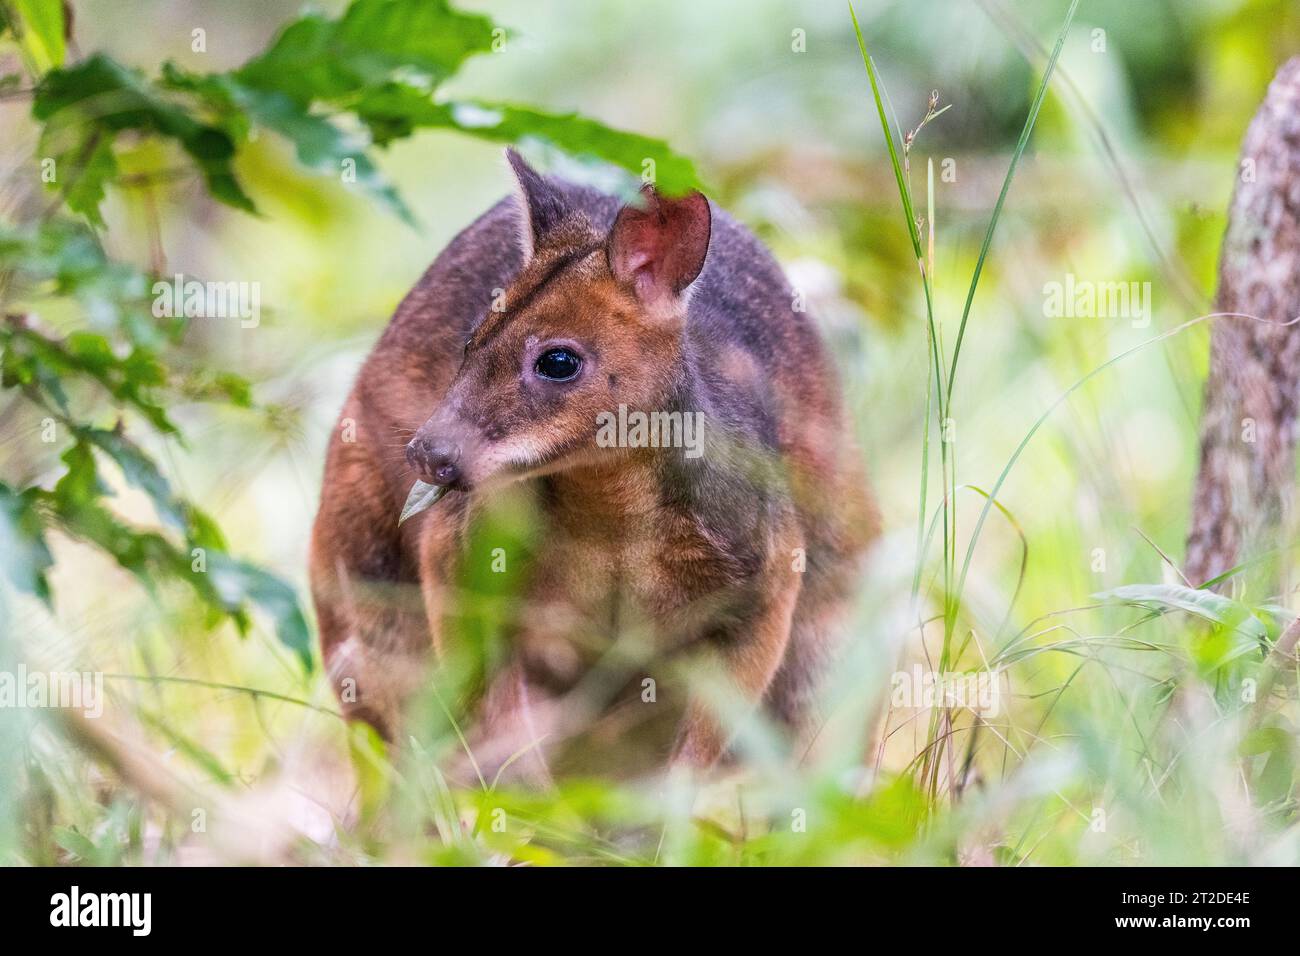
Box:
left=607, top=184, right=711, bottom=313
left=506, top=148, right=567, bottom=260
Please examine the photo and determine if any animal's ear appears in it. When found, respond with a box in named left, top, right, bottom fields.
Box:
left=607, top=184, right=711, bottom=307
left=506, top=148, right=567, bottom=259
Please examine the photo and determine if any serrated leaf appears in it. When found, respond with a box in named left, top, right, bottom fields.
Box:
left=35, top=54, right=254, bottom=219
left=0, top=220, right=158, bottom=344
left=236, top=0, right=494, bottom=106
left=0, top=323, right=178, bottom=433
left=82, top=427, right=187, bottom=533
left=54, top=440, right=105, bottom=507
left=158, top=62, right=252, bottom=143
left=443, top=100, right=704, bottom=196
left=60, top=132, right=117, bottom=227
left=399, top=479, right=447, bottom=524
left=229, top=82, right=413, bottom=224
left=352, top=81, right=451, bottom=147
left=45, top=486, right=185, bottom=588
left=352, top=86, right=704, bottom=194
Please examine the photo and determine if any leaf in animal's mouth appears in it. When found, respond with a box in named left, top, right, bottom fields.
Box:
left=399, top=480, right=448, bottom=524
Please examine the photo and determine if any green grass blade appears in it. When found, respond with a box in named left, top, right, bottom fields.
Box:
left=848, top=2, right=922, bottom=260
left=850, top=1, right=948, bottom=611
left=954, top=311, right=1247, bottom=624
left=911, top=334, right=935, bottom=604
left=945, top=0, right=1080, bottom=406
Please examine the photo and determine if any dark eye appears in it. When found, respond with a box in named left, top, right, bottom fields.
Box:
left=534, top=347, right=582, bottom=382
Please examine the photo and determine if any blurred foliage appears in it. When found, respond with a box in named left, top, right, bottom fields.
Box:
left=1, top=0, right=1299, bottom=867
left=0, top=0, right=700, bottom=670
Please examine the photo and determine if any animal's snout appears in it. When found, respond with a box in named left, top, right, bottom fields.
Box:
left=406, top=436, right=462, bottom=487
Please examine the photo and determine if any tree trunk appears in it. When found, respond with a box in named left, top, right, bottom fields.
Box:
left=1185, top=57, right=1300, bottom=590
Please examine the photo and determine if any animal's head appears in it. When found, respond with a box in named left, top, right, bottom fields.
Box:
left=405, top=149, right=711, bottom=494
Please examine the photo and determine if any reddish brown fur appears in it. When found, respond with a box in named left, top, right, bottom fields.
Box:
left=310, top=153, right=877, bottom=780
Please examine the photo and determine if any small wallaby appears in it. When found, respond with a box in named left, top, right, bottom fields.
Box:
left=310, top=149, right=877, bottom=781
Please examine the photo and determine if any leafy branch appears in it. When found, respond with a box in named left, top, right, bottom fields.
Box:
left=0, top=0, right=703, bottom=667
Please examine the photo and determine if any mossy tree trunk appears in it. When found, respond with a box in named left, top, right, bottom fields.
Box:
left=1185, top=57, right=1300, bottom=590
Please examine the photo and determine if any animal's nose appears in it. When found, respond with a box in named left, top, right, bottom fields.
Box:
left=405, top=437, right=462, bottom=487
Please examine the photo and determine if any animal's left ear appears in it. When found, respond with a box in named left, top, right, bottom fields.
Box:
left=506, top=147, right=568, bottom=259
left=607, top=184, right=711, bottom=308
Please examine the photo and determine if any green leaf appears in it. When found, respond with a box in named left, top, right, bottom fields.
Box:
left=158, top=62, right=252, bottom=142
left=45, top=484, right=185, bottom=588
left=238, top=1, right=701, bottom=196
left=1241, top=724, right=1297, bottom=808
left=11, top=0, right=65, bottom=71
left=1094, top=583, right=1270, bottom=646
left=54, top=440, right=105, bottom=508
left=52, top=826, right=99, bottom=863
left=229, top=82, right=413, bottom=224
left=351, top=81, right=451, bottom=146
left=348, top=720, right=393, bottom=822
left=0, top=323, right=178, bottom=433
left=399, top=479, right=447, bottom=524
left=59, top=132, right=117, bottom=227
left=0, top=220, right=159, bottom=344
left=161, top=66, right=414, bottom=222
left=209, top=556, right=314, bottom=671
left=82, top=427, right=188, bottom=533
left=81, top=427, right=231, bottom=553
left=437, top=100, right=703, bottom=196
left=0, top=483, right=54, bottom=602
left=1241, top=726, right=1292, bottom=757
left=352, top=86, right=703, bottom=194
left=34, top=54, right=255, bottom=219
left=233, top=14, right=343, bottom=105
left=236, top=0, right=494, bottom=106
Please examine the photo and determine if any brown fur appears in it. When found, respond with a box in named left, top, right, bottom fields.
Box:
left=310, top=152, right=877, bottom=780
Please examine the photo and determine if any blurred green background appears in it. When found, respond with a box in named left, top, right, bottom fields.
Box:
left=2, top=0, right=1299, bottom=865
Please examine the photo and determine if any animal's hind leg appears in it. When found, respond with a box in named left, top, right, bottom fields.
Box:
left=765, top=588, right=854, bottom=761
left=670, top=568, right=802, bottom=769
